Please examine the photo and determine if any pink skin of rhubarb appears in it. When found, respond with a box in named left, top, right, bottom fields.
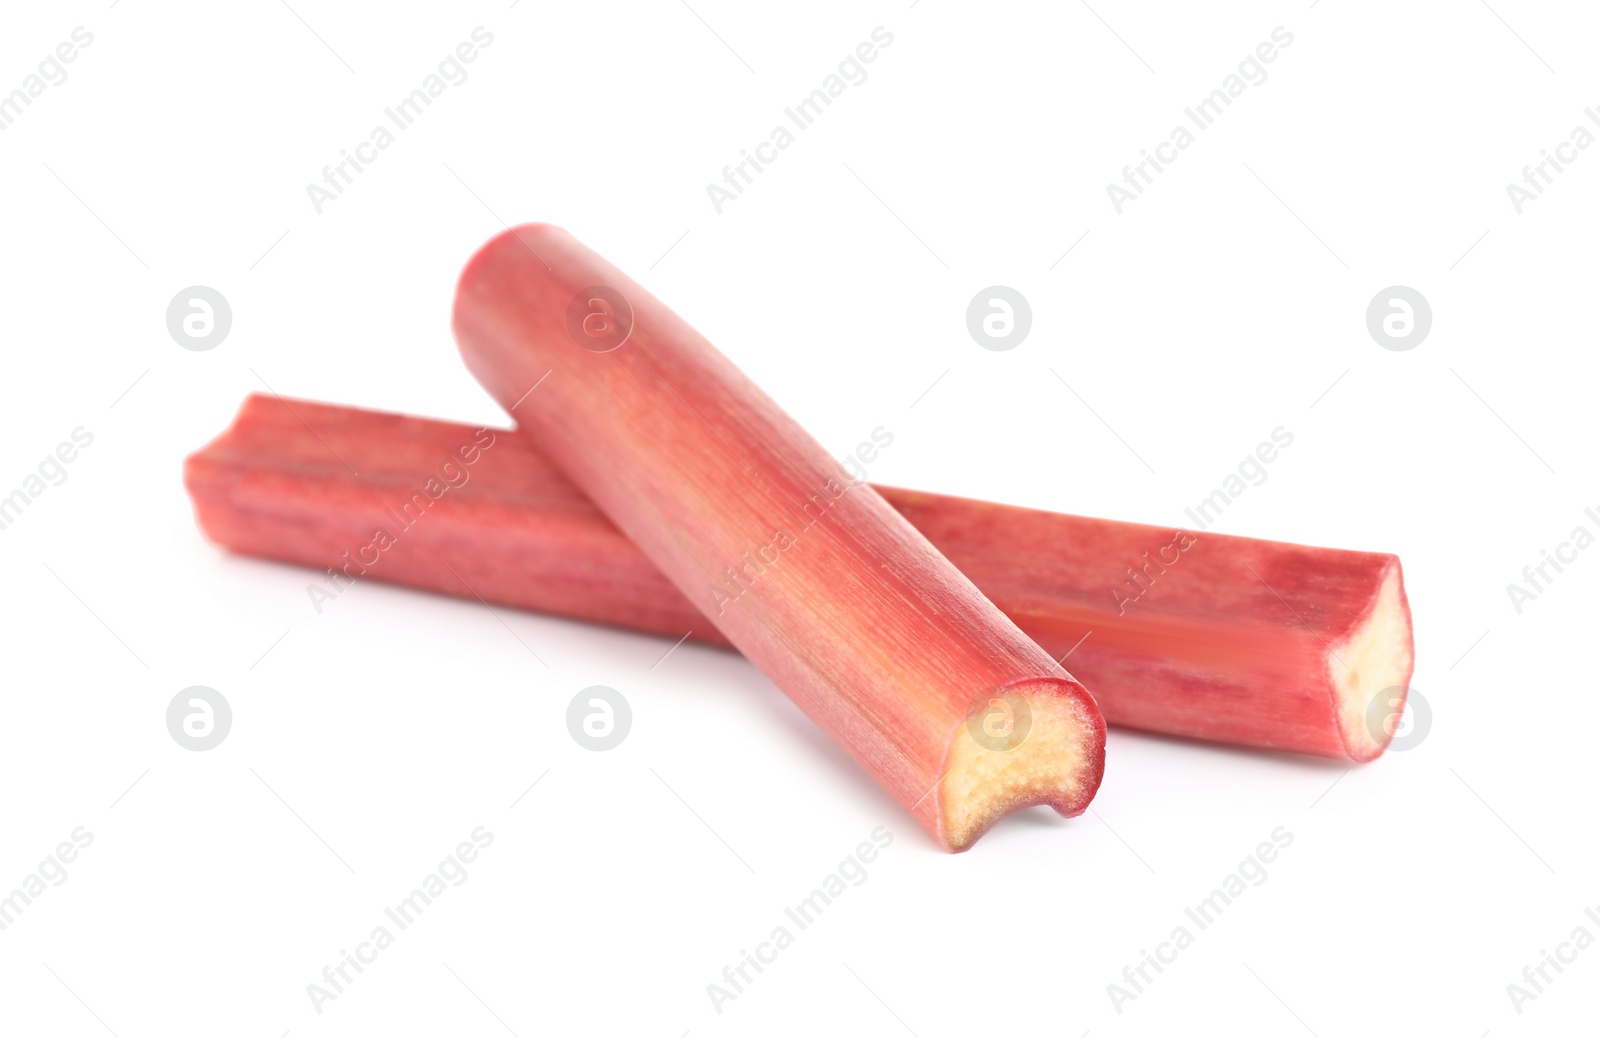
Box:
left=187, top=395, right=1413, bottom=764
left=448, top=224, right=1104, bottom=851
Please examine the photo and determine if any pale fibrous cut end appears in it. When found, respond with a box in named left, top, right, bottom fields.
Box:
left=1329, top=563, right=1416, bottom=762
left=939, top=680, right=1106, bottom=852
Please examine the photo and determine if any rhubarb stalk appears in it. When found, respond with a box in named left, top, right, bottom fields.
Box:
left=437, top=225, right=1109, bottom=850
left=187, top=395, right=1414, bottom=763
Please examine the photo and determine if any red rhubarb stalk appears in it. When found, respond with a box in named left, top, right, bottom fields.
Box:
left=447, top=224, right=1105, bottom=850
left=186, top=395, right=1413, bottom=763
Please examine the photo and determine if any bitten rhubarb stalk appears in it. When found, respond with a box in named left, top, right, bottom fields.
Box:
left=186, top=396, right=1414, bottom=763
left=446, top=224, right=1105, bottom=850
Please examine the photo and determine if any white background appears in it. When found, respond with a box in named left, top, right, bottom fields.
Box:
left=0, top=1, right=1595, bottom=1035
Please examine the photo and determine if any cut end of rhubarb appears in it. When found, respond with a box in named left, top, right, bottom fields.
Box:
left=938, top=679, right=1106, bottom=852
left=1329, top=561, right=1416, bottom=762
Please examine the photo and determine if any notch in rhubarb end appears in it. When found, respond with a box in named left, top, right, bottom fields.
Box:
left=937, top=678, right=1107, bottom=852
